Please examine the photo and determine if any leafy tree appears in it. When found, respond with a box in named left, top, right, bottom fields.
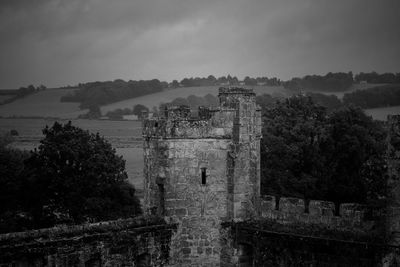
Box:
left=320, top=106, right=386, bottom=204
left=132, top=104, right=149, bottom=118
left=260, top=96, right=386, bottom=206
left=261, top=96, right=326, bottom=199
left=78, top=105, right=102, bottom=119
left=0, top=134, right=31, bottom=233
left=343, top=85, right=400, bottom=109
left=284, top=72, right=353, bottom=92
left=244, top=76, right=257, bottom=86
left=171, top=80, right=180, bottom=88
left=24, top=122, right=141, bottom=227
left=61, top=79, right=164, bottom=108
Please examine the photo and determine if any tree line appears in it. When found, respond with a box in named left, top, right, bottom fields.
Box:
left=173, top=75, right=282, bottom=87
left=355, top=72, right=400, bottom=84
left=0, top=85, right=46, bottom=105
left=60, top=79, right=166, bottom=109
left=343, top=85, right=400, bottom=109
left=283, top=72, right=354, bottom=92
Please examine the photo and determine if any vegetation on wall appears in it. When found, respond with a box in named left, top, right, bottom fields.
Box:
left=0, top=122, right=141, bottom=233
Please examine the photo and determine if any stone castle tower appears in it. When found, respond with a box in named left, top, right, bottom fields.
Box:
left=142, top=87, right=261, bottom=265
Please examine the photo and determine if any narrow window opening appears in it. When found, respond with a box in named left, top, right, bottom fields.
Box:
left=201, top=167, right=207, bottom=185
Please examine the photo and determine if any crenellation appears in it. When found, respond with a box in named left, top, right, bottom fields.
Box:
left=279, top=197, right=305, bottom=214
left=309, top=200, right=335, bottom=217
left=259, top=195, right=377, bottom=230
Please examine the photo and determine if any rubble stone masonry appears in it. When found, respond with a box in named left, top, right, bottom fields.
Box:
left=142, top=87, right=261, bottom=266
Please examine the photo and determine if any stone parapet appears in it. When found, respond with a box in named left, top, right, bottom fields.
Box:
left=260, top=195, right=377, bottom=229
left=0, top=216, right=176, bottom=266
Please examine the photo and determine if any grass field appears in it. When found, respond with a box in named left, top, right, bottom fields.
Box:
left=365, top=105, right=400, bottom=121
left=0, top=88, right=84, bottom=118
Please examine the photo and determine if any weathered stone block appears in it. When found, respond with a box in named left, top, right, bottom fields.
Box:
left=279, top=197, right=305, bottom=214
left=309, top=200, right=335, bottom=217
left=340, top=203, right=365, bottom=220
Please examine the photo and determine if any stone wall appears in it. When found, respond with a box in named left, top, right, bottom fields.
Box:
left=0, top=216, right=176, bottom=267
left=260, top=195, right=377, bottom=230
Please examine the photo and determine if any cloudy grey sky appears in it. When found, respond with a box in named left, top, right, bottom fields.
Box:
left=0, top=0, right=399, bottom=88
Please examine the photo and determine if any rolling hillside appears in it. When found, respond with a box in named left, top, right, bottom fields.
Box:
left=0, top=86, right=288, bottom=118
left=0, top=88, right=84, bottom=118
left=0, top=84, right=397, bottom=120
left=100, top=85, right=289, bottom=114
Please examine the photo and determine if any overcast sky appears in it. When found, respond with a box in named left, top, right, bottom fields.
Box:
left=0, top=0, right=399, bottom=88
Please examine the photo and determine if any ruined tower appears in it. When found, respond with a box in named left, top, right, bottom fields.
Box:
left=142, top=87, right=261, bottom=265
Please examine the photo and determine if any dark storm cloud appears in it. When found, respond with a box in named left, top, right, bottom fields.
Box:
left=0, top=0, right=399, bottom=88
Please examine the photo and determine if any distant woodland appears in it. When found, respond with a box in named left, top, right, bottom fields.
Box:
left=343, top=85, right=400, bottom=109
left=57, top=72, right=400, bottom=111
left=60, top=79, right=166, bottom=109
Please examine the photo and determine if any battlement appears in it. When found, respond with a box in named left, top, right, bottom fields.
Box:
left=142, top=87, right=261, bottom=140
left=260, top=195, right=379, bottom=230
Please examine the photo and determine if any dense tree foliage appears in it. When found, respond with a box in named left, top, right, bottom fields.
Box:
left=0, top=122, right=141, bottom=233
left=0, top=135, right=31, bottom=233
left=355, top=72, right=400, bottom=84
left=284, top=72, right=354, bottom=92
left=61, top=79, right=165, bottom=109
left=343, top=85, right=400, bottom=109
left=0, top=85, right=46, bottom=105
left=244, top=76, right=282, bottom=86
left=78, top=105, right=102, bottom=119
left=176, top=75, right=281, bottom=87
left=132, top=104, right=150, bottom=118
left=260, top=96, right=386, bottom=206
left=105, top=104, right=149, bottom=120
left=305, top=92, right=343, bottom=112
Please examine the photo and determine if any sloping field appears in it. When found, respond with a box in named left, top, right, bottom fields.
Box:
left=100, top=85, right=289, bottom=114
left=309, top=83, right=388, bottom=99
left=0, top=84, right=387, bottom=119
left=0, top=95, right=15, bottom=103
left=365, top=105, right=400, bottom=121
left=0, top=88, right=85, bottom=119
